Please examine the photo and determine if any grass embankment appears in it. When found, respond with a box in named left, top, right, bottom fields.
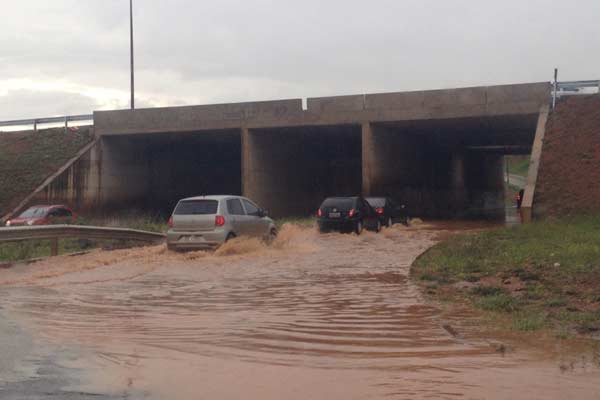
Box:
left=0, top=127, right=93, bottom=216
left=412, top=217, right=600, bottom=337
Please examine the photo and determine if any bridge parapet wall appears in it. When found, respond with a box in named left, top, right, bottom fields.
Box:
left=95, top=82, right=550, bottom=136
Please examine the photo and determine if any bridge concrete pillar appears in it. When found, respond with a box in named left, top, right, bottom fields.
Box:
left=241, top=126, right=251, bottom=197
left=241, top=126, right=279, bottom=216
left=361, top=122, right=374, bottom=196
left=450, top=152, right=468, bottom=214
left=465, top=153, right=505, bottom=218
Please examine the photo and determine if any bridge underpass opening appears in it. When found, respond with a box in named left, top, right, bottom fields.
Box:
left=100, top=130, right=241, bottom=215
left=364, top=114, right=537, bottom=219
left=243, top=125, right=362, bottom=218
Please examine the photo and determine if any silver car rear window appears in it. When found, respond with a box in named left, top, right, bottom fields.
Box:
left=174, top=200, right=218, bottom=215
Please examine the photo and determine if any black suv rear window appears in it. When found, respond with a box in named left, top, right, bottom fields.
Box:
left=321, top=198, right=355, bottom=209
left=366, top=198, right=386, bottom=208
left=174, top=200, right=218, bottom=215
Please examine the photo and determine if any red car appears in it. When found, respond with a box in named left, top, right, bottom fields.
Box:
left=5, top=205, right=77, bottom=227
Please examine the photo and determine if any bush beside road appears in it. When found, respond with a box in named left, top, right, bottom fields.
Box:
left=412, top=216, right=600, bottom=338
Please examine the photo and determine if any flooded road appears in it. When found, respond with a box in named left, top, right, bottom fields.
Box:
left=1, top=223, right=599, bottom=399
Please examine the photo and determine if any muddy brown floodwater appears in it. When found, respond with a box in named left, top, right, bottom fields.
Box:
left=1, top=223, right=599, bottom=399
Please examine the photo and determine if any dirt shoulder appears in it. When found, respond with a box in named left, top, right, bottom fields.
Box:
left=0, top=127, right=93, bottom=217
left=411, top=216, right=600, bottom=339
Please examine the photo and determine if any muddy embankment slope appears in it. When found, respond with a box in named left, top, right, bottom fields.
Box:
left=534, top=95, right=600, bottom=216
left=0, top=127, right=93, bottom=217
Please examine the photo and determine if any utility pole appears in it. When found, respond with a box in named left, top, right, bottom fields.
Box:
left=552, top=68, right=558, bottom=110
left=130, top=0, right=135, bottom=109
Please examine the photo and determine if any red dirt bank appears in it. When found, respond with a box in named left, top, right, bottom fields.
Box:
left=535, top=95, right=600, bottom=216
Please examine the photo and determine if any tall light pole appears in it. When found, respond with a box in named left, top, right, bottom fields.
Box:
left=130, top=0, right=135, bottom=109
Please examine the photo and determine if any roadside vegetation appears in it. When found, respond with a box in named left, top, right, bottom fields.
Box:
left=0, top=239, right=93, bottom=264
left=506, top=155, right=530, bottom=177
left=0, top=210, right=169, bottom=264
left=0, top=127, right=93, bottom=216
left=412, top=216, right=600, bottom=338
left=78, top=210, right=169, bottom=233
left=275, top=216, right=315, bottom=229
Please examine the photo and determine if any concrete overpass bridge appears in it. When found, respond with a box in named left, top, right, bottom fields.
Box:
left=11, top=82, right=552, bottom=219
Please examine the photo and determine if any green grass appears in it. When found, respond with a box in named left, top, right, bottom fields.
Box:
left=477, top=293, right=521, bottom=312
left=512, top=312, right=547, bottom=331
left=412, top=216, right=600, bottom=336
left=0, top=239, right=95, bottom=263
left=507, top=155, right=530, bottom=177
left=79, top=210, right=169, bottom=233
left=0, top=211, right=169, bottom=263
left=0, top=127, right=93, bottom=217
left=275, top=216, right=315, bottom=229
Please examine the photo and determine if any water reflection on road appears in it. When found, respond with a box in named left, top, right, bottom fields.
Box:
left=1, top=223, right=598, bottom=399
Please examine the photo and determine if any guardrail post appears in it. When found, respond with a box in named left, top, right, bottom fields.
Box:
left=50, top=238, right=59, bottom=256
left=64, top=116, right=69, bottom=133
left=33, top=120, right=38, bottom=131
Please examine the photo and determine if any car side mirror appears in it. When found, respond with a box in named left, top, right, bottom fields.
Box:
left=259, top=209, right=268, bottom=218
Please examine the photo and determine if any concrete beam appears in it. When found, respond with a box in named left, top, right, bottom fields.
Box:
left=94, top=99, right=304, bottom=136
left=521, top=105, right=550, bottom=210
left=95, top=82, right=550, bottom=136
left=307, top=95, right=365, bottom=113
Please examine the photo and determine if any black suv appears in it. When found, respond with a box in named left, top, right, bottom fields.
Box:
left=365, top=197, right=409, bottom=227
left=317, top=196, right=381, bottom=234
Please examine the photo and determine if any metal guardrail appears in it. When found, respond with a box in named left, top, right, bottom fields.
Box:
left=0, top=114, right=93, bottom=132
left=551, top=78, right=600, bottom=108
left=0, top=225, right=165, bottom=256
left=555, top=80, right=600, bottom=96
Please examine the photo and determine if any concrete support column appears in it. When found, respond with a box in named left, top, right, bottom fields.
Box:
left=361, top=122, right=373, bottom=196
left=241, top=127, right=263, bottom=206
left=522, top=105, right=550, bottom=211
left=465, top=153, right=505, bottom=218
left=241, top=126, right=268, bottom=212
left=84, top=141, right=103, bottom=209
left=450, top=152, right=468, bottom=213
left=487, top=154, right=506, bottom=218
left=241, top=126, right=251, bottom=197
left=98, top=136, right=151, bottom=209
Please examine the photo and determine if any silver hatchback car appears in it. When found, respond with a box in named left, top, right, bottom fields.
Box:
left=166, top=195, right=277, bottom=250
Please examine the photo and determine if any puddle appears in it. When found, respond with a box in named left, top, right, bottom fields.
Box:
left=0, top=222, right=598, bottom=399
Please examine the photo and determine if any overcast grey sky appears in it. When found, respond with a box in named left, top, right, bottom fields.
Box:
left=1, top=0, right=598, bottom=119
